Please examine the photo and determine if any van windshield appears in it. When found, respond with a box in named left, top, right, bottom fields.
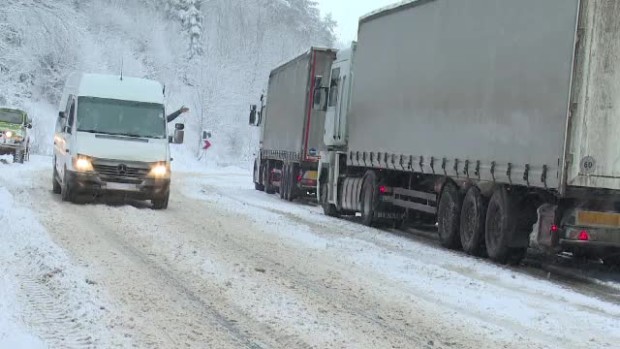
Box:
left=77, top=97, right=166, bottom=139
left=0, top=109, right=24, bottom=124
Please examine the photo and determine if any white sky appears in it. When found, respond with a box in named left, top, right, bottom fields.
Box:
left=316, top=0, right=399, bottom=42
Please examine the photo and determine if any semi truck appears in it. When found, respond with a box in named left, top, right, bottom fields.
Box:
left=250, top=48, right=337, bottom=200
left=317, top=0, right=620, bottom=265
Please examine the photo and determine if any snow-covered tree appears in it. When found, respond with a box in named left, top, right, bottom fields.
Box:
left=0, top=0, right=335, bottom=162
left=166, top=0, right=204, bottom=59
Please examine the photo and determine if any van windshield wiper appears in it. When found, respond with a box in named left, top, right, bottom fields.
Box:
left=78, top=129, right=117, bottom=135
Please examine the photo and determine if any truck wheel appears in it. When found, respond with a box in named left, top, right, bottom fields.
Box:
left=152, top=192, right=170, bottom=210
left=437, top=182, right=463, bottom=250
left=287, top=164, right=297, bottom=201
left=52, top=161, right=61, bottom=194
left=13, top=149, right=25, bottom=164
left=262, top=162, right=275, bottom=194
left=280, top=164, right=288, bottom=200
left=485, top=187, right=526, bottom=265
left=320, top=179, right=339, bottom=217
left=61, top=169, right=75, bottom=203
left=460, top=187, right=487, bottom=256
left=361, top=171, right=379, bottom=226
left=254, top=161, right=265, bottom=191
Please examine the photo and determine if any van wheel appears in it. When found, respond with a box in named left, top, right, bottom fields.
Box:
left=152, top=192, right=170, bottom=210
left=61, top=169, right=75, bottom=203
left=52, top=161, right=61, bottom=194
left=360, top=171, right=379, bottom=226
left=460, top=187, right=487, bottom=256
left=485, top=187, right=526, bottom=265
left=437, top=182, right=463, bottom=250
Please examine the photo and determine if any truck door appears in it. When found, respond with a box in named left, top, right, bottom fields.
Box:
left=324, top=59, right=351, bottom=148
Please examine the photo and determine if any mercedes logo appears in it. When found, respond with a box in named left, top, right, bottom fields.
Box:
left=117, top=164, right=128, bottom=175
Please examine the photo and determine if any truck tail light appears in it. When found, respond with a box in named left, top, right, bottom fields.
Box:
left=578, top=230, right=590, bottom=241
left=550, top=225, right=559, bottom=233
left=379, top=185, right=387, bottom=194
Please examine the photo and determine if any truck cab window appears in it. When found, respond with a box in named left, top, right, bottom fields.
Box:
left=328, top=68, right=340, bottom=107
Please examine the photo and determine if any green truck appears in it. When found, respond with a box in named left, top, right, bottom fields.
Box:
left=0, top=108, right=32, bottom=163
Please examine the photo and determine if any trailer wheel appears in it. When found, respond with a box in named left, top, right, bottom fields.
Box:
left=280, top=164, right=288, bottom=200
left=485, top=187, right=526, bottom=265
left=262, top=161, right=275, bottom=194
left=361, top=171, right=379, bottom=227
left=437, top=182, right=463, bottom=250
left=460, top=186, right=487, bottom=256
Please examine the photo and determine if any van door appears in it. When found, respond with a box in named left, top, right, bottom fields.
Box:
left=55, top=96, right=76, bottom=178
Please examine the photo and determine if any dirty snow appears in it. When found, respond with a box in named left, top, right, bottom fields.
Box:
left=0, top=156, right=618, bottom=348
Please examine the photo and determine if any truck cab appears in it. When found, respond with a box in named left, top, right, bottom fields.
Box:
left=318, top=44, right=355, bottom=211
left=53, top=73, right=184, bottom=209
left=0, top=107, right=32, bottom=164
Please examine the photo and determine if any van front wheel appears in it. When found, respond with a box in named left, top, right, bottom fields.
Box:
left=152, top=192, right=170, bottom=210
left=61, top=169, right=75, bottom=202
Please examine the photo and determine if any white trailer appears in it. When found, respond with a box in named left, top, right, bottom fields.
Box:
left=318, top=0, right=620, bottom=264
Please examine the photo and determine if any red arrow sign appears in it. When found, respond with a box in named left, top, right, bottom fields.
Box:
left=203, top=140, right=212, bottom=150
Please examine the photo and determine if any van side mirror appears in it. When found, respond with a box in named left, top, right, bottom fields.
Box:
left=172, top=123, right=185, bottom=144
left=26, top=123, right=32, bottom=129
left=249, top=105, right=258, bottom=126
left=59, top=111, right=66, bottom=119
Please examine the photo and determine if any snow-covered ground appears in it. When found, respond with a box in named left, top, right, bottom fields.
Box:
left=0, top=156, right=619, bottom=348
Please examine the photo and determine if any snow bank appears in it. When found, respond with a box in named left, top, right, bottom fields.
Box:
left=0, top=158, right=131, bottom=348
left=0, top=187, right=46, bottom=348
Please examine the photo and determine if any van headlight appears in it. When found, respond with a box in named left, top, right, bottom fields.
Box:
left=74, top=155, right=94, bottom=172
left=149, top=162, right=170, bottom=178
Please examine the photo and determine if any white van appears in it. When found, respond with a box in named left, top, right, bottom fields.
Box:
left=53, top=73, right=184, bottom=209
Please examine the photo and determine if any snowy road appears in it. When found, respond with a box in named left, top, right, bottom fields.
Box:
left=1, top=157, right=619, bottom=349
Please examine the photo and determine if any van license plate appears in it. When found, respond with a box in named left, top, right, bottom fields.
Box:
left=107, top=182, right=138, bottom=191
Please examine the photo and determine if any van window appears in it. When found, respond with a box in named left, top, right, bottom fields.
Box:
left=76, top=97, right=166, bottom=139
left=67, top=100, right=76, bottom=128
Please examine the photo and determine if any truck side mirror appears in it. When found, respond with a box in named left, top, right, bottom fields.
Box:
left=59, top=111, right=66, bottom=119
left=313, top=88, right=326, bottom=111
left=249, top=105, right=258, bottom=126
left=175, top=123, right=185, bottom=130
